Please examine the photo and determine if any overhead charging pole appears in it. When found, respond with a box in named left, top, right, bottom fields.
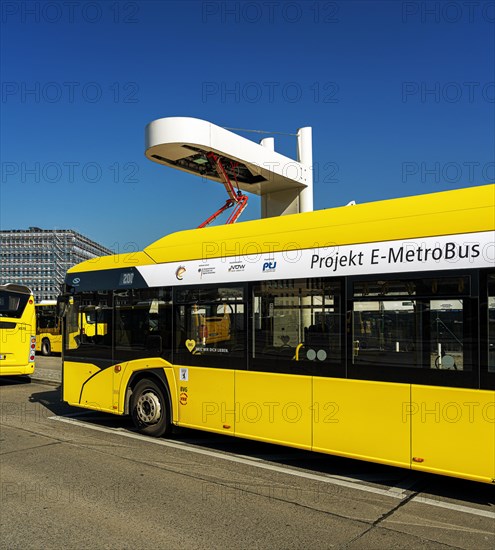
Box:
left=260, top=126, right=313, bottom=217
left=145, top=117, right=314, bottom=223
left=297, top=126, right=313, bottom=213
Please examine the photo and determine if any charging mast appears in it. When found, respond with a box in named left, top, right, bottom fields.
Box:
left=297, top=126, right=313, bottom=213
left=145, top=117, right=313, bottom=222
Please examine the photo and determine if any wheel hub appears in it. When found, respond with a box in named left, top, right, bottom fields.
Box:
left=136, top=391, right=162, bottom=424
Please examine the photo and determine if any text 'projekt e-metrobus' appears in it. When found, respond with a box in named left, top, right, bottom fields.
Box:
left=59, top=184, right=495, bottom=483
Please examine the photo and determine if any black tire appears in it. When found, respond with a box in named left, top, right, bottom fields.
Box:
left=41, top=338, right=51, bottom=356
left=130, top=379, right=170, bottom=437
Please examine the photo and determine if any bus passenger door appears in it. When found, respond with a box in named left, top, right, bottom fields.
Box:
left=173, top=291, right=244, bottom=436
left=63, top=296, right=117, bottom=413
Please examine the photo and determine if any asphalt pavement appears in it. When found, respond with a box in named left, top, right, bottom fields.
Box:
left=1, top=377, right=494, bottom=549
left=31, top=355, right=62, bottom=384
left=3, top=355, right=489, bottom=549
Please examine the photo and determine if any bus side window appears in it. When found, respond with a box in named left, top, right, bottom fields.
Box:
left=351, top=276, right=474, bottom=371
left=488, top=273, right=495, bottom=373
left=173, top=286, right=245, bottom=368
left=252, top=279, right=342, bottom=369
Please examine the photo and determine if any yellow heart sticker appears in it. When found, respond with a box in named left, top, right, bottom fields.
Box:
left=185, top=339, right=196, bottom=353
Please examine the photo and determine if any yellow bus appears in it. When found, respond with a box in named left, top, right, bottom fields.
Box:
left=78, top=307, right=108, bottom=340
left=36, top=300, right=62, bottom=356
left=0, top=284, right=36, bottom=376
left=61, top=184, right=495, bottom=483
left=36, top=300, right=107, bottom=356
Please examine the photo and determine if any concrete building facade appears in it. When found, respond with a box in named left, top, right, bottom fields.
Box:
left=0, top=227, right=111, bottom=301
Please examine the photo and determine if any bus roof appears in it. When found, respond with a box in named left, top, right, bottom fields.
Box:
left=0, top=284, right=33, bottom=295
left=68, top=184, right=495, bottom=273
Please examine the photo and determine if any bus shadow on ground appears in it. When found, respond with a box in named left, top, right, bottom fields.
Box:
left=26, top=389, right=495, bottom=508
left=29, top=386, right=68, bottom=416
left=415, top=474, right=495, bottom=508
left=0, top=376, right=32, bottom=386
left=167, top=428, right=495, bottom=506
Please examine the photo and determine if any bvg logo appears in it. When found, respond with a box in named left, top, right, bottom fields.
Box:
left=262, top=261, right=277, bottom=272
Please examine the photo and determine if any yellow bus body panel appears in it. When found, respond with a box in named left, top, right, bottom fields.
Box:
left=0, top=321, right=35, bottom=376
left=313, top=378, right=411, bottom=468
left=235, top=371, right=312, bottom=449
left=411, top=386, right=495, bottom=483
left=114, top=358, right=178, bottom=418
left=0, top=362, right=35, bottom=376
left=79, top=365, right=116, bottom=413
left=63, top=361, right=110, bottom=411
left=175, top=366, right=235, bottom=435
left=64, top=358, right=179, bottom=417
left=67, top=251, right=155, bottom=273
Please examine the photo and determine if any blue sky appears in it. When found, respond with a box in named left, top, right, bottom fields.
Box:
left=1, top=0, right=494, bottom=252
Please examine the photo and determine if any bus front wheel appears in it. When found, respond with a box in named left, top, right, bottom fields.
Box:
left=41, top=338, right=51, bottom=356
left=130, top=379, right=170, bottom=437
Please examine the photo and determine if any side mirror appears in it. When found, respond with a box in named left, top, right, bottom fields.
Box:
left=57, top=295, right=72, bottom=318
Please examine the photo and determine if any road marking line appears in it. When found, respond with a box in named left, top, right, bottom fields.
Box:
left=386, top=475, right=421, bottom=497
left=49, top=415, right=495, bottom=519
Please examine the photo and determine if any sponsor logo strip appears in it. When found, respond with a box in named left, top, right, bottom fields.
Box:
left=138, top=231, right=495, bottom=288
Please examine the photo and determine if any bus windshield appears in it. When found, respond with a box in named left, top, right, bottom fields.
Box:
left=0, top=290, right=29, bottom=318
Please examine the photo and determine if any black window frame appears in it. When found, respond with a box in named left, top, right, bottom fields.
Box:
left=480, top=268, right=495, bottom=390
left=248, top=277, right=346, bottom=377
left=172, top=282, right=248, bottom=370
left=347, top=269, right=480, bottom=389
left=64, top=287, right=173, bottom=368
